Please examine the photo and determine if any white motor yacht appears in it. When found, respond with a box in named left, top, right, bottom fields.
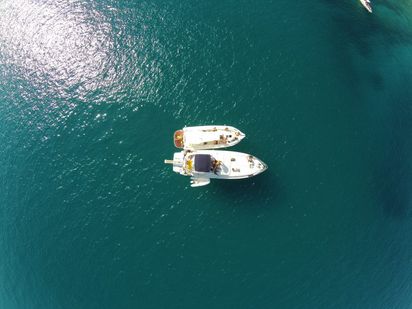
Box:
left=165, top=150, right=267, bottom=187
left=360, top=0, right=372, bottom=13
left=174, top=125, right=245, bottom=150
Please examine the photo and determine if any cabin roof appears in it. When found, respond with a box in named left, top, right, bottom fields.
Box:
left=194, top=154, right=211, bottom=172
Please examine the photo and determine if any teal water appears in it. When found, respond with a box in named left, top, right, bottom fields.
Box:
left=1, top=0, right=412, bottom=308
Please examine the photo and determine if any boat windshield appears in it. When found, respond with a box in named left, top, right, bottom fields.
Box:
left=194, top=154, right=211, bottom=172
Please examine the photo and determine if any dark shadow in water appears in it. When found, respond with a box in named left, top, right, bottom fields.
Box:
left=373, top=74, right=412, bottom=218
left=376, top=155, right=412, bottom=218
left=324, top=0, right=412, bottom=51
left=318, top=1, right=412, bottom=218
left=378, top=0, right=412, bottom=16
left=369, top=71, right=385, bottom=91
left=319, top=0, right=412, bottom=94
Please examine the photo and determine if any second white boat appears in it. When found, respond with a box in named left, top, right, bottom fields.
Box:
left=174, top=125, right=245, bottom=150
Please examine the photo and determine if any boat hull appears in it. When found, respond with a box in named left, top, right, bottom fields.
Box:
left=360, top=0, right=372, bottom=13
left=174, top=125, right=245, bottom=150
left=166, top=150, right=267, bottom=186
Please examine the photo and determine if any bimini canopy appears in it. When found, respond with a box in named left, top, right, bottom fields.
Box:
left=194, top=154, right=211, bottom=172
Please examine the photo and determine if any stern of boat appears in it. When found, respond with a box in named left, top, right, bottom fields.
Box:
left=174, top=130, right=184, bottom=148
left=164, top=152, right=184, bottom=174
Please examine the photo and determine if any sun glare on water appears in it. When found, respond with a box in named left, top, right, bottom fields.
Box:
left=0, top=0, right=116, bottom=100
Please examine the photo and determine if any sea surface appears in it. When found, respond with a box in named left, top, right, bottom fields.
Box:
left=1, top=0, right=412, bottom=308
